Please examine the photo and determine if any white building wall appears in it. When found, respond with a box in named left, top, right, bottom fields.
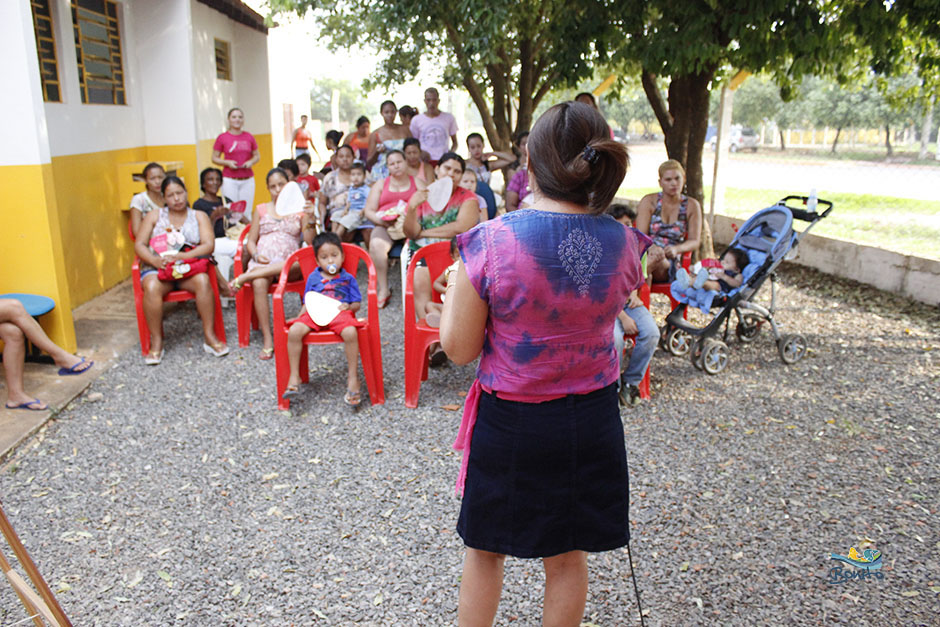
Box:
left=134, top=0, right=197, bottom=147
left=0, top=0, right=52, bottom=165
left=190, top=1, right=239, bottom=144
left=264, top=19, right=315, bottom=159
left=42, top=0, right=147, bottom=156
left=233, top=22, right=271, bottom=136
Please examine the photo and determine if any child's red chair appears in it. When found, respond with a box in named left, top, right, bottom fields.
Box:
left=403, top=241, right=453, bottom=409
left=131, top=256, right=227, bottom=356
left=232, top=228, right=305, bottom=347
left=650, top=250, right=692, bottom=313
left=622, top=282, right=652, bottom=399
left=272, top=244, right=384, bottom=410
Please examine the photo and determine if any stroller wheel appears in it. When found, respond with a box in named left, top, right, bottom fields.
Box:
left=702, top=339, right=729, bottom=375
left=690, top=337, right=706, bottom=370
left=778, top=334, right=807, bottom=364
left=658, top=324, right=671, bottom=351
left=735, top=313, right=763, bottom=343
left=666, top=328, right=692, bottom=357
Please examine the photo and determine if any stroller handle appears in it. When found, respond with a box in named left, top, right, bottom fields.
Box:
left=777, top=195, right=833, bottom=221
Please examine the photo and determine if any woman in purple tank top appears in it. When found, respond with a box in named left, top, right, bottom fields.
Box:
left=635, top=159, right=702, bottom=282
left=440, top=102, right=642, bottom=625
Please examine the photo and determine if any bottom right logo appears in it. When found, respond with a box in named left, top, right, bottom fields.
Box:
left=826, top=546, right=885, bottom=584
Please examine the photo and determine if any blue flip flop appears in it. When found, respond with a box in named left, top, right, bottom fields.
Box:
left=58, top=357, right=93, bottom=376
left=5, top=398, right=48, bottom=411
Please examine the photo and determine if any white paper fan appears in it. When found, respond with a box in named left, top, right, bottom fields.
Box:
left=304, top=291, right=343, bottom=326
left=426, top=177, right=453, bottom=213
left=275, top=181, right=306, bottom=216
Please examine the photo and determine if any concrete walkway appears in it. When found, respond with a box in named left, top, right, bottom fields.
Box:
left=0, top=281, right=139, bottom=461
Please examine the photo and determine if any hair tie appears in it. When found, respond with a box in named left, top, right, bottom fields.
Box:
left=581, top=145, right=599, bottom=165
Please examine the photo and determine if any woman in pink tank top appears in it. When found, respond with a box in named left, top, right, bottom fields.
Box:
left=363, top=150, right=425, bottom=307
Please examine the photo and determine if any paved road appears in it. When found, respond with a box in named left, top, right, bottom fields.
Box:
left=626, top=143, right=940, bottom=201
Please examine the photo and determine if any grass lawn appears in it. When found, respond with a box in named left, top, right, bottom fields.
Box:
left=617, top=186, right=940, bottom=261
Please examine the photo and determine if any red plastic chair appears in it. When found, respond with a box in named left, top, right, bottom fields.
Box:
left=131, top=256, right=227, bottom=356
left=272, top=244, right=384, bottom=409
left=650, top=250, right=692, bottom=314
left=622, top=282, right=652, bottom=400
left=403, top=241, right=453, bottom=409
left=232, top=228, right=305, bottom=347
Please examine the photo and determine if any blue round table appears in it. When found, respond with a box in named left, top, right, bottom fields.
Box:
left=0, top=293, right=57, bottom=363
left=0, top=293, right=56, bottom=317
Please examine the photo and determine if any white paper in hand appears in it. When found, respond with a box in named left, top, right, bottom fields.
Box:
left=426, top=177, right=453, bottom=213
left=275, top=181, right=306, bottom=216
left=304, top=291, right=342, bottom=326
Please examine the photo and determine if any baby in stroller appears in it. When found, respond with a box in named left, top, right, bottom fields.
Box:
left=675, top=248, right=748, bottom=293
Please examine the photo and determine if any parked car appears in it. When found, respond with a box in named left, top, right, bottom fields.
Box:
left=612, top=128, right=629, bottom=144
left=710, top=126, right=759, bottom=152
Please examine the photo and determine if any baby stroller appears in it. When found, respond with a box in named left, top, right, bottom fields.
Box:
left=659, top=195, right=833, bottom=374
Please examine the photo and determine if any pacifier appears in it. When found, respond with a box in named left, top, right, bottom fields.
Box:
left=327, top=264, right=338, bottom=274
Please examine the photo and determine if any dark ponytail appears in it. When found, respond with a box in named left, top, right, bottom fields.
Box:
left=527, top=102, right=628, bottom=214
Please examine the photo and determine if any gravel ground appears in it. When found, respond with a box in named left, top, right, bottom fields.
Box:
left=0, top=262, right=938, bottom=626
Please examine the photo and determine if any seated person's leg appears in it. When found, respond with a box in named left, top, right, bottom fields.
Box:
left=285, top=320, right=313, bottom=392
left=0, top=321, right=36, bottom=408
left=622, top=306, right=657, bottom=387
left=647, top=245, right=670, bottom=283
left=413, top=266, right=432, bottom=320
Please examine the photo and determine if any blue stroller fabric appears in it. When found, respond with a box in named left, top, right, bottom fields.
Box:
left=669, top=206, right=793, bottom=313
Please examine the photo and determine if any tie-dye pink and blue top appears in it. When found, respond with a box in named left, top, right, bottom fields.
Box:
left=457, top=208, right=646, bottom=396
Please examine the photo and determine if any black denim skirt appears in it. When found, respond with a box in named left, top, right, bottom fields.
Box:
left=457, top=383, right=630, bottom=558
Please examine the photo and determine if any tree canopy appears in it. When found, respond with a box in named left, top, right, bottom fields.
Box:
left=269, top=0, right=940, bottom=199
left=269, top=0, right=620, bottom=151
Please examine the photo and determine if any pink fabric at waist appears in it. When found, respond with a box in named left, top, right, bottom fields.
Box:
left=452, top=380, right=567, bottom=496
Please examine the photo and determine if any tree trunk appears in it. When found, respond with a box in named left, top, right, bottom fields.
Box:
left=920, top=97, right=934, bottom=160
left=885, top=123, right=893, bottom=156
left=641, top=68, right=714, bottom=259
left=778, top=128, right=786, bottom=151
left=831, top=127, right=842, bottom=153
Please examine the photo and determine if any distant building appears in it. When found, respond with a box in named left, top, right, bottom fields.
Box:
left=1, top=0, right=272, bottom=349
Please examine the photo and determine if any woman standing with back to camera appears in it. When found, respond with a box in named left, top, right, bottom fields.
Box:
left=441, top=101, right=643, bottom=625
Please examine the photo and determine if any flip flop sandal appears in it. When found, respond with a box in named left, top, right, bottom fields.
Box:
left=344, top=389, right=361, bottom=406
left=5, top=398, right=48, bottom=411
left=259, top=347, right=274, bottom=361
left=377, top=288, right=393, bottom=309
left=144, top=349, right=164, bottom=365
left=281, top=385, right=300, bottom=399
left=203, top=343, right=230, bottom=358
left=58, top=356, right=93, bottom=376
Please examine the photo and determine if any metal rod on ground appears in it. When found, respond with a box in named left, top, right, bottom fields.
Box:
left=627, top=541, right=646, bottom=627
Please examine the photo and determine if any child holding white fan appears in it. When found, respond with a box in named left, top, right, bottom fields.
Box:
left=282, top=232, right=363, bottom=405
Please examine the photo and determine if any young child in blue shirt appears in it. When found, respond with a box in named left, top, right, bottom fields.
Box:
left=282, top=232, right=364, bottom=405
left=333, top=163, right=372, bottom=242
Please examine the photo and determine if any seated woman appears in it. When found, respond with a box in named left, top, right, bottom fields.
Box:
left=465, top=133, right=513, bottom=220
left=367, top=100, right=412, bottom=180
left=318, top=129, right=343, bottom=179
left=318, top=145, right=356, bottom=231
left=403, top=152, right=479, bottom=323
left=1, top=299, right=93, bottom=411
left=403, top=138, right=435, bottom=185
left=129, top=162, right=165, bottom=237
left=230, top=168, right=315, bottom=359
left=135, top=176, right=229, bottom=364
left=343, top=116, right=371, bottom=163
left=363, top=149, right=425, bottom=308
left=634, top=159, right=702, bottom=283
left=504, top=132, right=530, bottom=212
left=192, top=167, right=238, bottom=292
